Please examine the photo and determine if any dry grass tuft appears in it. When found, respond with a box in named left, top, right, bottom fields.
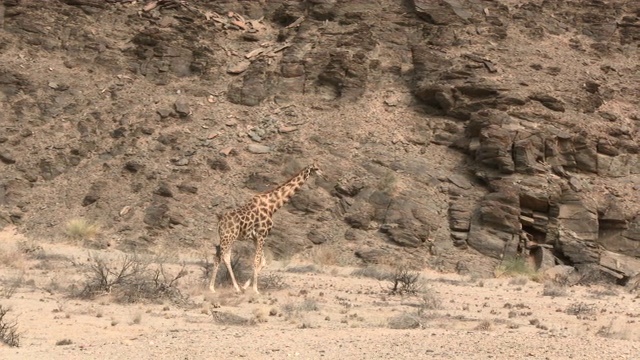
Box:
left=475, top=320, right=493, bottom=331
left=65, top=218, right=100, bottom=241
left=495, top=257, right=537, bottom=279
left=542, top=281, right=568, bottom=297
left=211, top=311, right=256, bottom=326
left=388, top=313, right=421, bottom=329
left=351, top=265, right=393, bottom=281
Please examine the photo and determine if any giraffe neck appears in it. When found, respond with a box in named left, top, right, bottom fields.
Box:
left=264, top=166, right=312, bottom=213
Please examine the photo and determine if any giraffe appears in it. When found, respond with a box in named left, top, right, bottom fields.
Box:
left=209, top=160, right=325, bottom=294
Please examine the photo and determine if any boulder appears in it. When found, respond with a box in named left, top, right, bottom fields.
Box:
left=557, top=192, right=598, bottom=241
left=556, top=227, right=599, bottom=264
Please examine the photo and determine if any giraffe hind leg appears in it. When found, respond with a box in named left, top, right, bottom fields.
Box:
left=208, top=244, right=223, bottom=292
left=243, top=236, right=266, bottom=294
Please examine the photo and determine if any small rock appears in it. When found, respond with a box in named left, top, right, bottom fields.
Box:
left=219, top=147, right=236, bottom=156
left=174, top=158, right=189, bottom=166
left=384, top=96, right=399, bottom=106
left=598, top=111, right=618, bottom=122
left=247, top=130, right=262, bottom=142
left=208, top=158, right=231, bottom=171
left=168, top=212, right=186, bottom=225
left=569, top=177, right=582, bottom=192
left=124, top=161, right=145, bottom=173
left=154, top=183, right=173, bottom=197
left=0, top=150, right=16, bottom=164
left=227, top=60, right=251, bottom=74
left=111, top=127, right=126, bottom=139
left=177, top=183, right=198, bottom=194
left=82, top=193, right=99, bottom=207
left=278, top=126, right=298, bottom=133
left=529, top=94, right=565, bottom=112
left=307, top=229, right=328, bottom=245
left=157, top=108, right=172, bottom=118
left=247, top=144, right=271, bottom=154
left=448, top=174, right=472, bottom=189
left=174, top=99, right=191, bottom=117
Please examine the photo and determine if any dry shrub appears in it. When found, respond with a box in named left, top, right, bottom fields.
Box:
left=597, top=320, right=631, bottom=340
left=542, top=281, right=568, bottom=297
left=351, top=265, right=392, bottom=281
left=1, top=271, right=24, bottom=299
left=73, top=252, right=188, bottom=304
left=65, top=218, right=100, bottom=241
left=496, top=257, right=536, bottom=279
left=419, top=292, right=441, bottom=311
left=285, top=264, right=322, bottom=274
left=258, top=273, right=287, bottom=291
left=475, top=320, right=493, bottom=331
left=310, top=246, right=344, bottom=266
left=565, top=302, right=597, bottom=320
left=388, top=313, right=421, bottom=329
left=388, top=266, right=423, bottom=295
left=281, top=298, right=320, bottom=320
left=0, top=245, right=26, bottom=269
left=211, top=311, right=256, bottom=326
left=377, top=171, right=398, bottom=195
left=0, top=305, right=20, bottom=347
left=509, top=276, right=529, bottom=286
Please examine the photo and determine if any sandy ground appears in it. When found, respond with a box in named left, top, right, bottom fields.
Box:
left=1, top=228, right=639, bottom=360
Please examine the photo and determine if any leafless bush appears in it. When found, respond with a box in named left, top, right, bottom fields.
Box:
left=259, top=273, right=287, bottom=290
left=0, top=305, right=20, bottom=347
left=73, top=253, right=188, bottom=304
left=388, top=266, right=422, bottom=295
left=588, top=287, right=619, bottom=299
left=565, top=302, right=597, bottom=320
left=1, top=272, right=24, bottom=299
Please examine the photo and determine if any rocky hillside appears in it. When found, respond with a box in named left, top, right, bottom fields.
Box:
left=0, top=0, right=639, bottom=281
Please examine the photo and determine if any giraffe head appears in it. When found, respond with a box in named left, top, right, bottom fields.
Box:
left=308, top=159, right=326, bottom=180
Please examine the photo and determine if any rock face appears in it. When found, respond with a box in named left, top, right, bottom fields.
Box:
left=0, top=0, right=639, bottom=283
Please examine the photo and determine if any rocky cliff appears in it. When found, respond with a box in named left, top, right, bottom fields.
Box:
left=0, top=0, right=638, bottom=283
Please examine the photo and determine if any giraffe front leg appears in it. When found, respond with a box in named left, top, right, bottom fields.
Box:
left=242, top=249, right=266, bottom=291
